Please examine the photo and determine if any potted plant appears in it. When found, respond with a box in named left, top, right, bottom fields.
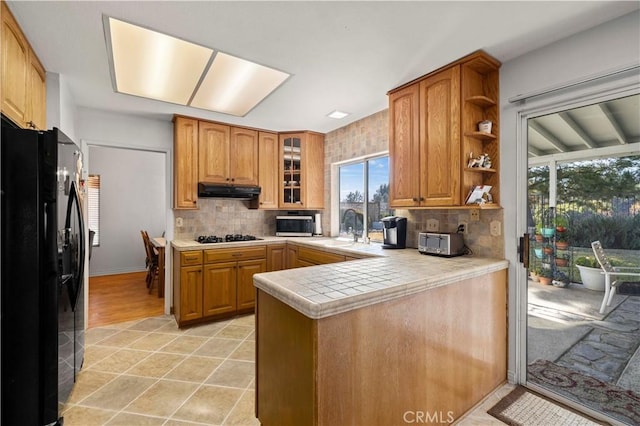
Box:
left=555, top=253, right=569, bottom=267
left=555, top=215, right=568, bottom=233
left=529, top=266, right=541, bottom=282
left=542, top=244, right=554, bottom=255
left=538, top=268, right=553, bottom=285
left=534, top=224, right=543, bottom=242
left=552, top=270, right=570, bottom=288
left=575, top=256, right=605, bottom=292
left=555, top=235, right=569, bottom=250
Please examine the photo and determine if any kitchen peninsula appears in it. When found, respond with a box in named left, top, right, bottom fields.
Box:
left=251, top=240, right=508, bottom=425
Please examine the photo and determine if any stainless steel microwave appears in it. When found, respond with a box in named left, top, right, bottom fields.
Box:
left=276, top=215, right=314, bottom=236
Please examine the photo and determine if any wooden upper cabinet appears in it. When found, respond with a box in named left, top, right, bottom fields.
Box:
left=26, top=53, right=46, bottom=130
left=174, top=116, right=199, bottom=209
left=258, top=131, right=279, bottom=209
left=280, top=132, right=324, bottom=210
left=418, top=66, right=460, bottom=206
left=1, top=1, right=45, bottom=129
left=389, top=84, right=420, bottom=207
left=198, top=123, right=258, bottom=185
left=230, top=127, right=258, bottom=186
left=388, top=50, right=500, bottom=208
left=199, top=121, right=230, bottom=184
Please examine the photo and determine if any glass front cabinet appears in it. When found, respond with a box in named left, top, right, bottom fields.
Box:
left=279, top=131, right=324, bottom=210
left=281, top=135, right=302, bottom=206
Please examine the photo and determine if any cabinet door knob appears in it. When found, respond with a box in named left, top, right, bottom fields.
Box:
left=420, top=197, right=425, bottom=201
left=231, top=178, right=235, bottom=182
left=412, top=197, right=418, bottom=202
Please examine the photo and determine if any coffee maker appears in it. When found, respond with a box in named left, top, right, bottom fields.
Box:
left=381, top=216, right=407, bottom=249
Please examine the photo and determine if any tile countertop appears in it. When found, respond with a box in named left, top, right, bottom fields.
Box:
left=171, top=237, right=508, bottom=320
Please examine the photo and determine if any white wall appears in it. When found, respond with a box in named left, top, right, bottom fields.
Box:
left=46, top=72, right=77, bottom=141
left=88, top=146, right=166, bottom=276
left=500, top=10, right=640, bottom=383
left=76, top=108, right=174, bottom=312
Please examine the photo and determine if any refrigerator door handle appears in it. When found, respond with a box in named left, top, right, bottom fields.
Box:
left=64, top=181, right=85, bottom=311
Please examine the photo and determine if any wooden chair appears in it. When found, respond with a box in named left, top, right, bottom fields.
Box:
left=591, top=240, right=640, bottom=313
left=140, top=230, right=159, bottom=293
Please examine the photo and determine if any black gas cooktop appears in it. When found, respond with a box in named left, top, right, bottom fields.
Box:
left=196, top=234, right=262, bottom=244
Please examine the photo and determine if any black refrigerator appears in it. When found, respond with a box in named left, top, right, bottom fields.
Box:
left=1, top=121, right=86, bottom=425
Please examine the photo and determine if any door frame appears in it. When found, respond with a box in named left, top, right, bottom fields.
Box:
left=513, top=73, right=639, bottom=417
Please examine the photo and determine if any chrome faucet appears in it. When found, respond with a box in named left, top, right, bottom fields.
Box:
left=342, top=208, right=362, bottom=242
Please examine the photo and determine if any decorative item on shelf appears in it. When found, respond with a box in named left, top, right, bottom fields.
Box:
left=552, top=271, right=570, bottom=288
left=465, top=184, right=493, bottom=205
left=478, top=120, right=492, bottom=134
left=467, top=152, right=492, bottom=169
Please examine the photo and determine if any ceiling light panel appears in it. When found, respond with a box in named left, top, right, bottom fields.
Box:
left=328, top=110, right=350, bottom=119
left=190, top=52, right=290, bottom=116
left=108, top=17, right=213, bottom=105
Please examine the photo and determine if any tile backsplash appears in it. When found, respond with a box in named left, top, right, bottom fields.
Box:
left=173, top=199, right=282, bottom=240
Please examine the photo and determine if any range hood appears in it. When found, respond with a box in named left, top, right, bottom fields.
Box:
left=198, top=183, right=261, bottom=199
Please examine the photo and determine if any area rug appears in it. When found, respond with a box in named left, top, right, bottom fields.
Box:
left=487, top=386, right=600, bottom=426
left=528, top=359, right=640, bottom=425
left=617, top=281, right=640, bottom=296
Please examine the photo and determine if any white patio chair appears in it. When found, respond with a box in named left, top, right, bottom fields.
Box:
left=591, top=240, right=640, bottom=314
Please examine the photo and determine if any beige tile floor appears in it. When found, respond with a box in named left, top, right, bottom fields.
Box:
left=67, top=313, right=512, bottom=426
left=63, top=314, right=259, bottom=426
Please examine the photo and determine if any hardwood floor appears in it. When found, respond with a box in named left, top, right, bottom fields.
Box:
left=88, top=271, right=164, bottom=329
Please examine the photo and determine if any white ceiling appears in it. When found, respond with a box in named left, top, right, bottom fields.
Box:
left=7, top=1, right=639, bottom=134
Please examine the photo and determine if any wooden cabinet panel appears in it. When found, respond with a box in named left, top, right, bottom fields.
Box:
left=173, top=116, right=199, bottom=209
left=302, top=132, right=324, bottom=209
left=285, top=245, right=299, bottom=269
left=204, top=246, right=266, bottom=263
left=388, top=51, right=500, bottom=208
left=181, top=250, right=203, bottom=266
left=297, top=246, right=345, bottom=265
left=26, top=53, right=46, bottom=130
left=389, top=84, right=420, bottom=207
left=180, top=265, right=203, bottom=322
left=230, top=127, right=258, bottom=185
left=1, top=1, right=29, bottom=127
left=203, top=262, right=237, bottom=317
left=237, top=259, right=266, bottom=310
left=418, top=66, right=460, bottom=206
left=267, top=244, right=286, bottom=272
left=199, top=121, right=230, bottom=184
left=258, top=132, right=279, bottom=209
left=280, top=132, right=324, bottom=210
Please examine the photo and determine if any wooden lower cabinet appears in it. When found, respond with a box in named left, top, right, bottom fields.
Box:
left=203, top=261, right=237, bottom=317
left=179, top=265, right=203, bottom=322
left=256, top=269, right=507, bottom=425
left=266, top=244, right=286, bottom=272
left=173, top=246, right=266, bottom=327
left=237, top=259, right=266, bottom=310
left=297, top=246, right=345, bottom=266
left=285, top=245, right=299, bottom=269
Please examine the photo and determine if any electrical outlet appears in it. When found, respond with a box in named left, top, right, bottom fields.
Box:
left=470, top=209, right=480, bottom=222
left=426, top=219, right=439, bottom=232
left=490, top=220, right=501, bottom=236
left=458, top=221, right=468, bottom=234
left=175, top=217, right=183, bottom=227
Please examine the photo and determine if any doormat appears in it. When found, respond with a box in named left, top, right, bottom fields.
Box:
left=528, top=359, right=640, bottom=425
left=617, top=281, right=640, bottom=295
left=487, top=386, right=600, bottom=426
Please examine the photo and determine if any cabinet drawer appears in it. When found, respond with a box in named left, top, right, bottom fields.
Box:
left=181, top=250, right=203, bottom=266
left=297, top=246, right=345, bottom=265
left=204, top=246, right=266, bottom=263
